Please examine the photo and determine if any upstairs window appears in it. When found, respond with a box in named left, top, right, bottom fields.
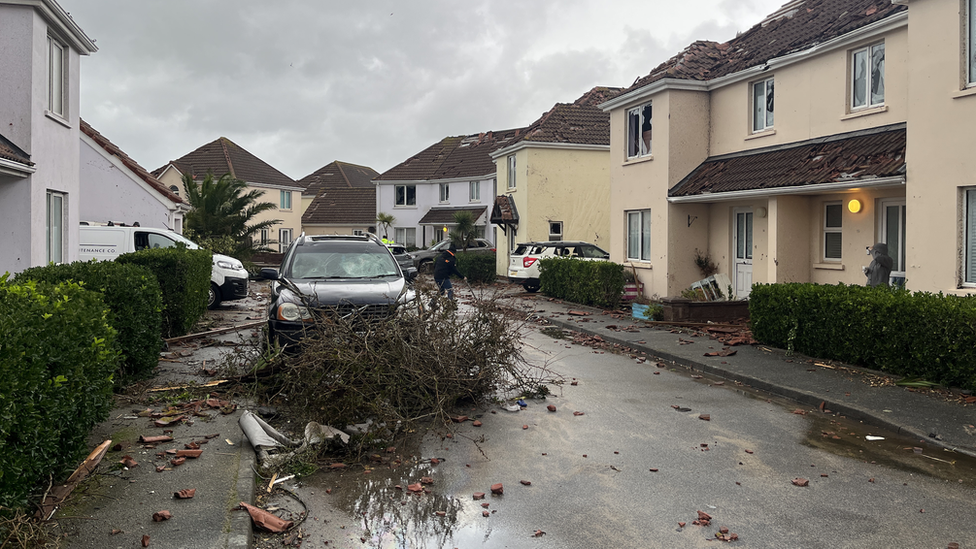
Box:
left=626, top=103, right=652, bottom=159
left=280, top=190, right=292, bottom=210
left=48, top=37, right=65, bottom=117
left=439, top=183, right=450, bottom=203
left=824, top=202, right=843, bottom=261
left=469, top=181, right=480, bottom=201
left=507, top=155, right=517, bottom=190
left=752, top=77, right=774, bottom=132
left=969, top=0, right=975, bottom=85
left=852, top=42, right=885, bottom=109
left=395, top=185, right=416, bottom=206
left=548, top=221, right=563, bottom=241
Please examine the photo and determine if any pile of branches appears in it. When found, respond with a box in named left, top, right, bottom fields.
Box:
left=0, top=507, right=60, bottom=548
left=261, top=281, right=553, bottom=449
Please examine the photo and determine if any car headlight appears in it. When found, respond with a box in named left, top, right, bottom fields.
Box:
left=216, top=260, right=244, bottom=271
left=276, top=302, right=312, bottom=322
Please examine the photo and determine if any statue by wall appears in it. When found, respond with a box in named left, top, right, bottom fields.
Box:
left=862, top=242, right=893, bottom=287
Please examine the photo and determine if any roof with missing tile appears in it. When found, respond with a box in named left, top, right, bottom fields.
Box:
left=80, top=120, right=184, bottom=204
left=297, top=160, right=379, bottom=197
left=502, top=87, right=621, bottom=150
left=375, top=127, right=526, bottom=182
left=0, top=133, right=32, bottom=167
left=617, top=0, right=906, bottom=97
left=301, top=187, right=376, bottom=225
left=668, top=123, right=906, bottom=198
left=153, top=137, right=301, bottom=189
left=418, top=206, right=488, bottom=225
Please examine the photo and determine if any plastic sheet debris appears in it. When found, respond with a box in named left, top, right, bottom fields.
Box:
left=239, top=410, right=348, bottom=469
left=865, top=436, right=885, bottom=441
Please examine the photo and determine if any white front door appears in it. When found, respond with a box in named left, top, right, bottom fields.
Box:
left=733, top=209, right=754, bottom=298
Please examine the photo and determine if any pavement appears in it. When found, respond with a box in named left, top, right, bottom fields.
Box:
left=52, top=284, right=976, bottom=548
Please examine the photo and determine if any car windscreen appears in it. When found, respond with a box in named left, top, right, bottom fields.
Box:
left=285, top=242, right=399, bottom=279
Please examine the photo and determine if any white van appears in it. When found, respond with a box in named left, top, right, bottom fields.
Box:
left=78, top=225, right=248, bottom=309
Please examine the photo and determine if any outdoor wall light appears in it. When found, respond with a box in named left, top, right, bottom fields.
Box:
left=848, top=199, right=862, bottom=213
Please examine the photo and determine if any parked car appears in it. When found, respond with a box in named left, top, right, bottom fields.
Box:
left=508, top=241, right=610, bottom=292
left=386, top=244, right=414, bottom=272
left=260, top=234, right=417, bottom=346
left=411, top=238, right=495, bottom=272
left=78, top=224, right=248, bottom=309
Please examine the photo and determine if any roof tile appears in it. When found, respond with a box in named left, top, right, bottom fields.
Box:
left=154, top=137, right=301, bottom=189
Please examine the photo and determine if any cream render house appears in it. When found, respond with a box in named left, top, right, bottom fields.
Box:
left=598, top=0, right=955, bottom=299
left=490, top=87, right=618, bottom=277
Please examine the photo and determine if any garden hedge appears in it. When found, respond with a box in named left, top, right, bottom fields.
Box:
left=18, top=260, right=163, bottom=383
left=539, top=258, right=624, bottom=310
left=457, top=252, right=496, bottom=283
left=117, top=247, right=212, bottom=337
left=0, top=276, right=119, bottom=510
left=750, top=283, right=976, bottom=391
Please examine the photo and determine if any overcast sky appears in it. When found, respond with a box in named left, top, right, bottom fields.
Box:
left=60, top=0, right=787, bottom=179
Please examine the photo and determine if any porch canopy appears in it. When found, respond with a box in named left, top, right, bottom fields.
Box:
left=668, top=123, right=906, bottom=202
left=419, top=206, right=487, bottom=226
left=490, top=194, right=519, bottom=235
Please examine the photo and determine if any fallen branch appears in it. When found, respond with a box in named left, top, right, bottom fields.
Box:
left=35, top=439, right=112, bottom=521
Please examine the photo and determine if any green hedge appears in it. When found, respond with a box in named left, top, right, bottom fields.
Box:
left=18, top=261, right=163, bottom=383
left=457, top=252, right=496, bottom=283
left=539, top=258, right=624, bottom=310
left=0, top=276, right=119, bottom=510
left=118, top=248, right=212, bottom=337
left=750, top=283, right=976, bottom=391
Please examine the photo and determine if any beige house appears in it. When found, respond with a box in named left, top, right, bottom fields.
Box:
left=490, top=87, right=618, bottom=276
left=153, top=137, right=303, bottom=252
left=598, top=0, right=973, bottom=299
left=297, top=160, right=379, bottom=236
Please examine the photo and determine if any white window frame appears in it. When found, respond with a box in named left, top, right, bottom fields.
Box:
left=260, top=228, right=269, bottom=245
left=823, top=202, right=843, bottom=261
left=394, top=185, right=416, bottom=207
left=964, top=189, right=976, bottom=285
left=878, top=198, right=906, bottom=279
left=851, top=41, right=885, bottom=110
left=507, top=155, right=517, bottom=190
left=46, top=191, right=65, bottom=264
left=548, top=221, right=563, bottom=241
left=752, top=77, right=774, bottom=132
left=469, top=181, right=480, bottom=202
left=626, top=103, right=652, bottom=159
left=626, top=209, right=651, bottom=261
left=279, top=228, right=292, bottom=253
left=48, top=36, right=66, bottom=117
left=280, top=190, right=292, bottom=210
left=395, top=227, right=417, bottom=247
left=439, top=183, right=450, bottom=203
left=968, top=0, right=976, bottom=86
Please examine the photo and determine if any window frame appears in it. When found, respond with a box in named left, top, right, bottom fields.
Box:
left=280, top=190, right=292, bottom=210
left=279, top=228, right=293, bottom=253
left=469, top=181, right=480, bottom=202
left=395, top=227, right=417, bottom=247
left=626, top=103, right=652, bottom=159
left=507, top=155, right=517, bottom=190
left=823, top=202, right=843, bottom=262
left=394, top=184, right=416, bottom=207
left=964, top=189, right=976, bottom=285
left=751, top=77, right=775, bottom=133
left=851, top=41, right=886, bottom=110
left=439, top=183, right=450, bottom=203
left=548, top=221, right=563, bottom=241
left=48, top=36, right=66, bottom=118
left=260, top=228, right=269, bottom=245
left=968, top=0, right=976, bottom=86
left=626, top=209, right=651, bottom=262
left=46, top=190, right=65, bottom=264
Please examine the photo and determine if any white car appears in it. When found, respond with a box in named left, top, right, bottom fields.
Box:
left=508, top=241, right=610, bottom=292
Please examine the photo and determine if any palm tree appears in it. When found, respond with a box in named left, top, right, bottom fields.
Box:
left=376, top=212, right=396, bottom=240
left=449, top=210, right=477, bottom=251
left=182, top=172, right=280, bottom=260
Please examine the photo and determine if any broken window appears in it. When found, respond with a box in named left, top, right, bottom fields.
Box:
left=627, top=103, right=652, bottom=159
left=394, top=185, right=416, bottom=206
left=752, top=77, right=774, bottom=132
left=852, top=42, right=885, bottom=109
left=549, top=221, right=562, bottom=241
left=439, top=183, right=450, bottom=203
left=824, top=202, right=842, bottom=261
left=626, top=209, right=651, bottom=261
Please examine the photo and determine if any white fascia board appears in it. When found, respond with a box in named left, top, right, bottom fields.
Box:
left=490, top=141, right=610, bottom=160
left=599, top=79, right=709, bottom=112
left=0, top=158, right=36, bottom=176
left=81, top=132, right=178, bottom=210
left=667, top=176, right=905, bottom=203
left=246, top=181, right=306, bottom=192
left=10, top=0, right=99, bottom=54
left=373, top=173, right=497, bottom=186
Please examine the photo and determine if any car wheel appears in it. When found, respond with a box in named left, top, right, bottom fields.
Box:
left=208, top=282, right=221, bottom=309
left=523, top=281, right=540, bottom=293
left=419, top=260, right=433, bottom=274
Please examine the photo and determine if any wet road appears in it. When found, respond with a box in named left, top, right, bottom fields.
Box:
left=269, top=326, right=976, bottom=548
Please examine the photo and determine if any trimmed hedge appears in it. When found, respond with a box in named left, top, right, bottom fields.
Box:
left=539, top=258, right=624, bottom=310
left=18, top=260, right=163, bottom=383
left=117, top=248, right=212, bottom=337
left=0, top=276, right=119, bottom=510
left=457, top=252, right=497, bottom=283
left=750, top=283, right=976, bottom=391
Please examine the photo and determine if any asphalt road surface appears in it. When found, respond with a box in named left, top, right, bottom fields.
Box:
left=267, top=325, right=975, bottom=549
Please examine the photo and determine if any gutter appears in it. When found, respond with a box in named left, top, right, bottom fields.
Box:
left=667, top=176, right=906, bottom=203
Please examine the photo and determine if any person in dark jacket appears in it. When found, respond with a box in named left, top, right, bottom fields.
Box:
left=433, top=243, right=465, bottom=300
left=863, top=242, right=894, bottom=287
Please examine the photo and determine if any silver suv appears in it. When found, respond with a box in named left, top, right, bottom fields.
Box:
left=508, top=241, right=610, bottom=292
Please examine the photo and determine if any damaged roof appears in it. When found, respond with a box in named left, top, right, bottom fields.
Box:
left=297, top=160, right=378, bottom=197
left=617, top=0, right=906, bottom=97
left=154, top=137, right=301, bottom=189
left=81, top=120, right=184, bottom=204
left=375, top=127, right=525, bottom=182
left=668, top=123, right=906, bottom=198
left=0, top=133, right=31, bottom=167
left=302, top=187, right=376, bottom=226
left=502, top=86, right=622, bottom=150
left=418, top=206, right=488, bottom=225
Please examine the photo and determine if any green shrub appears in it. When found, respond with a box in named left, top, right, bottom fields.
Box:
left=539, top=259, right=624, bottom=310
left=117, top=248, right=212, bottom=337
left=750, top=283, right=976, bottom=391
left=18, top=260, right=163, bottom=383
left=0, top=276, right=119, bottom=510
left=457, top=252, right=496, bottom=283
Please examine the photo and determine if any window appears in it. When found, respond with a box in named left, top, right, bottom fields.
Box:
left=395, top=227, right=417, bottom=247
left=46, top=191, right=64, bottom=264
left=507, top=155, right=517, bottom=190
left=627, top=103, right=652, bottom=159
left=965, top=190, right=976, bottom=284
left=48, top=37, right=65, bottom=117
left=439, top=183, right=450, bottom=203
left=280, top=190, right=292, bottom=210
left=549, top=221, right=563, bottom=241
left=879, top=198, right=906, bottom=278
left=395, top=185, right=416, bottom=206
left=353, top=229, right=365, bottom=236
left=824, top=202, right=843, bottom=260
left=626, top=209, right=651, bottom=261
left=969, top=0, right=976, bottom=85
left=752, top=78, right=774, bottom=132
left=469, top=181, right=480, bottom=201
left=852, top=42, right=885, bottom=109
left=260, top=228, right=269, bottom=245
left=279, top=228, right=293, bottom=252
